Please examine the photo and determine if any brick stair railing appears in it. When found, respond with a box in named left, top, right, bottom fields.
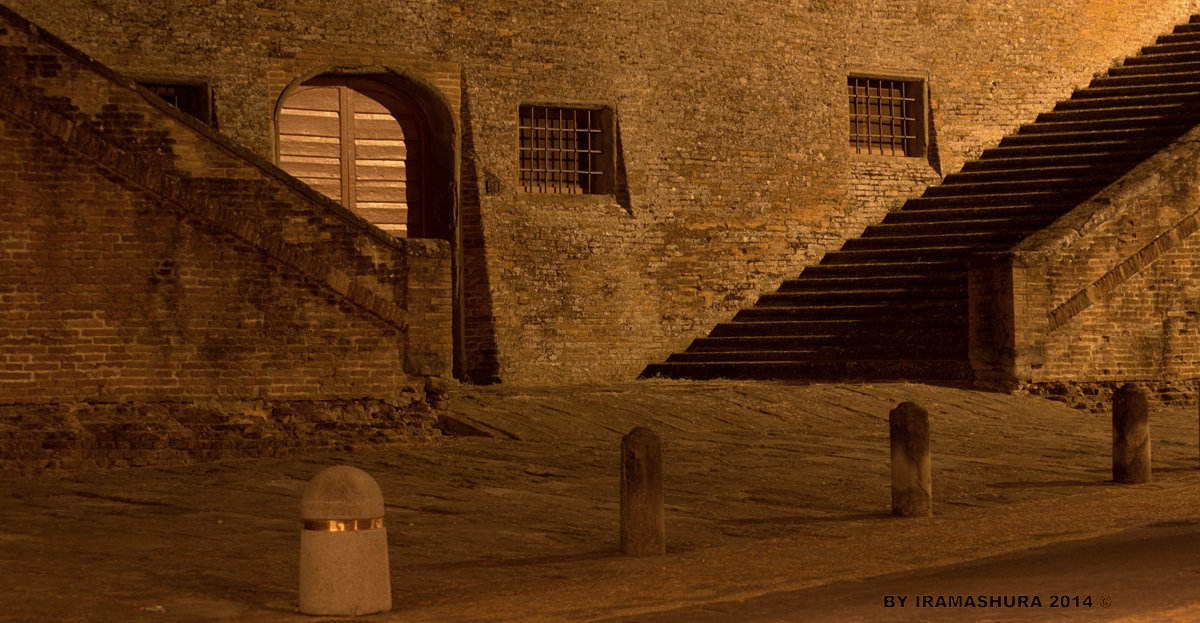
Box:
left=643, top=15, right=1200, bottom=382
left=0, top=79, right=416, bottom=335
left=0, top=4, right=426, bottom=335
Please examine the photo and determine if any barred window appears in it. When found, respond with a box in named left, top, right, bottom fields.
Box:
left=519, top=105, right=612, bottom=194
left=848, top=76, right=925, bottom=157
left=140, top=82, right=214, bottom=127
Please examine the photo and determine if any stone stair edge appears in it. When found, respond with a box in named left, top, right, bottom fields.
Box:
left=646, top=13, right=1200, bottom=381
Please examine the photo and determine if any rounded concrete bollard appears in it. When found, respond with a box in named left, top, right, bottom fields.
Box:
left=299, top=465, right=391, bottom=616
left=1113, top=383, right=1151, bottom=484
left=890, top=401, right=931, bottom=517
left=620, top=426, right=665, bottom=556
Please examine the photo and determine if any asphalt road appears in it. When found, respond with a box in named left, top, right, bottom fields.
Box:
left=622, top=520, right=1200, bottom=622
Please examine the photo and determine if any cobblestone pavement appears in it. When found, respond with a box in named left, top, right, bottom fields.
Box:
left=1, top=380, right=1198, bottom=622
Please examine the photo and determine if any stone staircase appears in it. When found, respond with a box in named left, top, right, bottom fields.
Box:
left=642, top=16, right=1200, bottom=382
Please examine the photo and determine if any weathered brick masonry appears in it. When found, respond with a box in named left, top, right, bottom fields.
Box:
left=0, top=8, right=452, bottom=471
left=6, top=0, right=1200, bottom=387
left=971, top=124, right=1200, bottom=394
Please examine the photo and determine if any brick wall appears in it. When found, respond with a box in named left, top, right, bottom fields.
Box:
left=0, top=7, right=452, bottom=470
left=7, top=0, right=1200, bottom=383
left=970, top=125, right=1200, bottom=389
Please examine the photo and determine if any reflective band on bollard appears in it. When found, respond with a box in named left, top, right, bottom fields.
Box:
left=303, top=518, right=384, bottom=532
left=299, top=465, right=391, bottom=616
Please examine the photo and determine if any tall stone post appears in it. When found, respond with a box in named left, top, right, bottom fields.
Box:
left=1113, top=383, right=1151, bottom=484
left=620, top=427, right=665, bottom=556
left=299, top=465, right=392, bottom=615
left=890, top=402, right=931, bottom=517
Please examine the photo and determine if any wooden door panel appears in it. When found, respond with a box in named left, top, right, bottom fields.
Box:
left=282, top=86, right=339, bottom=110
left=278, top=135, right=341, bottom=158
left=356, top=181, right=407, bottom=201
left=283, top=177, right=343, bottom=199
left=279, top=157, right=342, bottom=178
left=354, top=162, right=407, bottom=182
left=354, top=139, right=407, bottom=160
left=354, top=205, right=409, bottom=221
left=278, top=77, right=429, bottom=238
left=278, top=111, right=340, bottom=138
left=279, top=85, right=344, bottom=206
left=353, top=117, right=407, bottom=140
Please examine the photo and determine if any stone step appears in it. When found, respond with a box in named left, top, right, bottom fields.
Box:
left=1123, top=50, right=1200, bottom=66
left=1174, top=22, right=1200, bottom=33
left=982, top=140, right=1174, bottom=161
left=667, top=343, right=964, bottom=363
left=1036, top=102, right=1199, bottom=123
left=865, top=216, right=1054, bottom=237
left=750, top=290, right=964, bottom=309
left=819, top=244, right=1007, bottom=265
left=708, top=315, right=965, bottom=338
left=778, top=271, right=968, bottom=291
left=1139, top=41, right=1200, bottom=56
left=1057, top=91, right=1200, bottom=110
left=922, top=175, right=1116, bottom=197
left=1091, top=69, right=1200, bottom=88
left=1069, top=80, right=1200, bottom=100
left=1015, top=113, right=1200, bottom=135
left=668, top=350, right=824, bottom=362
left=942, top=162, right=1128, bottom=183
left=996, top=125, right=1189, bottom=148
left=795, top=260, right=963, bottom=279
left=881, top=205, right=1070, bottom=225
left=733, top=305, right=961, bottom=323
left=735, top=304, right=962, bottom=323
left=1107, top=59, right=1200, bottom=77
left=962, top=150, right=1158, bottom=171
left=684, top=334, right=962, bottom=352
left=640, top=359, right=973, bottom=382
left=842, top=231, right=1026, bottom=251
left=902, top=189, right=1091, bottom=210
left=1155, top=32, right=1200, bottom=46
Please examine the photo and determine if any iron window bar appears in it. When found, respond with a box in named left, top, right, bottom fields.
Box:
left=519, top=105, right=604, bottom=194
left=848, top=77, right=917, bottom=156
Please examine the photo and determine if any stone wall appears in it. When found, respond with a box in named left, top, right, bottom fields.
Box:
left=6, top=0, right=1200, bottom=382
left=0, top=6, right=452, bottom=469
left=970, top=125, right=1200, bottom=389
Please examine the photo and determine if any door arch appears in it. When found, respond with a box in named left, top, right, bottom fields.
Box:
left=277, top=75, right=447, bottom=239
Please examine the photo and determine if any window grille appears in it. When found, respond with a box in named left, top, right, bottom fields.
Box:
left=519, top=105, right=607, bottom=194
left=848, top=77, right=919, bottom=156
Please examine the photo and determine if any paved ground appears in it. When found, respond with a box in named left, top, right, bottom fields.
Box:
left=1, top=379, right=1199, bottom=622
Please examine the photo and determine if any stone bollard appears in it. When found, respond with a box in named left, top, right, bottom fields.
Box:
left=620, top=427, right=665, bottom=556
left=890, top=402, right=931, bottom=517
left=1113, top=383, right=1151, bottom=484
left=299, top=465, right=391, bottom=616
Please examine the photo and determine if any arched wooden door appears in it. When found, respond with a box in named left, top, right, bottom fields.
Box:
left=278, top=76, right=432, bottom=238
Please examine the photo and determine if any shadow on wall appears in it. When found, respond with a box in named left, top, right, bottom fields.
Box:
left=459, top=94, right=501, bottom=384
